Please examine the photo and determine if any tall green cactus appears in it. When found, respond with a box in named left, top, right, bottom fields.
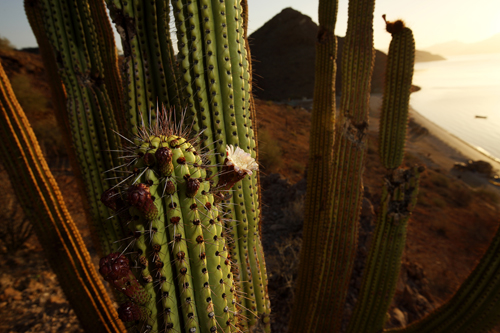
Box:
left=346, top=19, right=419, bottom=333
left=291, top=0, right=375, bottom=331
left=98, top=120, right=252, bottom=332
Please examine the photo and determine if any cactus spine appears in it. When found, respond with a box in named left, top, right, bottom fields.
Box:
left=0, top=61, right=126, bottom=333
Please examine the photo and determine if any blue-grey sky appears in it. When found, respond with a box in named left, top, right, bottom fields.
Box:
left=1, top=0, right=500, bottom=51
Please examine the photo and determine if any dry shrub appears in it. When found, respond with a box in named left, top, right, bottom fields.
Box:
left=475, top=186, right=500, bottom=205
left=9, top=75, right=65, bottom=158
left=430, top=173, right=450, bottom=189
left=0, top=168, right=33, bottom=253
left=258, top=128, right=283, bottom=172
left=0, top=35, right=15, bottom=50
left=451, top=185, right=474, bottom=207
left=267, top=236, right=302, bottom=332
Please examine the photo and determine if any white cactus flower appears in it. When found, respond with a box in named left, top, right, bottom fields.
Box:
left=225, top=145, right=258, bottom=175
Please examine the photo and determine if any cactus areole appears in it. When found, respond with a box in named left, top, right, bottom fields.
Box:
left=99, top=109, right=257, bottom=332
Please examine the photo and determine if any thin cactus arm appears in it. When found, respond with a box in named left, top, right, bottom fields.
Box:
left=347, top=167, right=422, bottom=333
left=0, top=60, right=126, bottom=333
left=290, top=0, right=338, bottom=331
left=379, top=22, right=415, bottom=170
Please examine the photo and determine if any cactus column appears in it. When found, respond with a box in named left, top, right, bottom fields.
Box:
left=104, top=0, right=182, bottom=134
left=290, top=0, right=338, bottom=331
left=30, top=0, right=125, bottom=256
left=170, top=0, right=270, bottom=330
left=0, top=61, right=126, bottom=333
left=291, top=0, right=375, bottom=331
left=346, top=19, right=418, bottom=333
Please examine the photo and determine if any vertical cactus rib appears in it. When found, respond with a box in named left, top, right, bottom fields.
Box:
left=88, top=0, right=127, bottom=134
left=0, top=61, right=126, bottom=333
left=289, top=0, right=338, bottom=332
left=241, top=2, right=269, bottom=323
left=170, top=0, right=200, bottom=133
left=379, top=23, right=415, bottom=169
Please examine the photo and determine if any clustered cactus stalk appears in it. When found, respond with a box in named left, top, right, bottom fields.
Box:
left=97, top=113, right=259, bottom=332
left=20, top=0, right=270, bottom=331
left=1, top=0, right=500, bottom=332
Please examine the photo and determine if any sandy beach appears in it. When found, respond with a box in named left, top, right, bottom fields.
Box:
left=369, top=94, right=500, bottom=189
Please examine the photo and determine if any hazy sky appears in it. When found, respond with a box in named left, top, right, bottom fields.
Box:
left=1, top=0, right=500, bottom=52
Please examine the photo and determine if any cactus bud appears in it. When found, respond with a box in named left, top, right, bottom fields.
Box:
left=127, top=184, right=158, bottom=220
left=99, top=253, right=150, bottom=305
left=186, top=177, right=201, bottom=198
left=118, top=301, right=145, bottom=322
left=101, top=188, right=120, bottom=211
left=165, top=180, right=176, bottom=195
left=155, top=147, right=174, bottom=176
left=143, top=152, right=156, bottom=167
left=382, top=14, right=405, bottom=35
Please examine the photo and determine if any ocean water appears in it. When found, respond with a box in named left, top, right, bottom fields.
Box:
left=410, top=53, right=500, bottom=161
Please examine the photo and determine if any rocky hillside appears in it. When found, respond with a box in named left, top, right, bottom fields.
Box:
left=249, top=7, right=387, bottom=101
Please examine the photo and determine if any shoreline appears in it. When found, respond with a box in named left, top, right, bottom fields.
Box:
left=369, top=94, right=500, bottom=176
left=409, top=107, right=500, bottom=172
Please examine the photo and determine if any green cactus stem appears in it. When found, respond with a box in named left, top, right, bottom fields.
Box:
left=29, top=0, right=125, bottom=256
left=379, top=19, right=415, bottom=169
left=347, top=166, right=422, bottom=333
left=167, top=0, right=269, bottom=329
left=292, top=0, right=376, bottom=331
left=345, top=20, right=418, bottom=332
left=290, top=0, right=338, bottom=331
left=100, top=111, right=257, bottom=332
left=105, top=0, right=182, bottom=134
left=0, top=60, right=126, bottom=333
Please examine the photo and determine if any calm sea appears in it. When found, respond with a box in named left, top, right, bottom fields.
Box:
left=410, top=53, right=500, bottom=161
